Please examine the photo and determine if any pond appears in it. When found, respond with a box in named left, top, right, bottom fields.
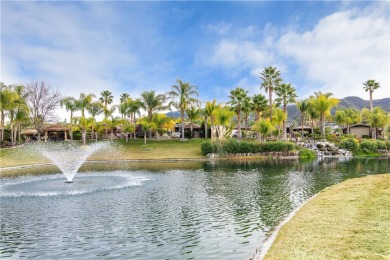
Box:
left=1, top=158, right=389, bottom=259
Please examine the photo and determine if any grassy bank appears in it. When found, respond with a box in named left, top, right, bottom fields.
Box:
left=0, top=139, right=205, bottom=169
left=264, top=174, right=390, bottom=259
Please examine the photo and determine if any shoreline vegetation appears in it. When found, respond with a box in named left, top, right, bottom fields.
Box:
left=261, top=174, right=390, bottom=260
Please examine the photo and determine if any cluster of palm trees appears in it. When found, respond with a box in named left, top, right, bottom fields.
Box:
left=0, top=70, right=388, bottom=146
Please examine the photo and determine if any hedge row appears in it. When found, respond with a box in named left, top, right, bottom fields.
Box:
left=339, top=138, right=389, bottom=154
left=201, top=139, right=296, bottom=156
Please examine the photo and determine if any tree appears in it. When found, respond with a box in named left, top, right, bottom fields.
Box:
left=212, top=107, right=235, bottom=141
left=138, top=118, right=156, bottom=146
left=334, top=108, right=361, bottom=134
left=26, top=82, right=61, bottom=141
left=140, top=90, right=168, bottom=138
left=310, top=93, right=339, bottom=140
left=260, top=66, right=282, bottom=121
left=169, top=79, right=200, bottom=141
left=120, top=93, right=130, bottom=103
left=252, top=119, right=274, bottom=141
left=87, top=101, right=104, bottom=141
left=228, top=87, right=250, bottom=140
left=275, top=83, right=297, bottom=140
left=99, top=90, right=114, bottom=117
left=0, top=83, right=20, bottom=144
left=363, top=80, right=380, bottom=111
left=296, top=99, right=310, bottom=138
left=186, top=106, right=201, bottom=138
left=12, top=85, right=29, bottom=144
left=76, top=93, right=95, bottom=117
left=272, top=108, right=286, bottom=139
left=368, top=107, right=388, bottom=140
left=204, top=99, right=221, bottom=139
left=252, top=94, right=268, bottom=121
left=60, top=97, right=78, bottom=141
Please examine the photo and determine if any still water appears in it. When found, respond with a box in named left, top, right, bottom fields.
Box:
left=1, top=158, right=389, bottom=259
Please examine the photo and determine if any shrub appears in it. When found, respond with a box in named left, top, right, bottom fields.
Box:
left=360, top=140, right=378, bottom=152
left=376, top=140, right=387, bottom=151
left=224, top=138, right=240, bottom=154
left=340, top=138, right=359, bottom=151
left=299, top=148, right=316, bottom=159
left=201, top=141, right=215, bottom=155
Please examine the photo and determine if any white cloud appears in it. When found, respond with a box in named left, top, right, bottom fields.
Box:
left=277, top=3, right=389, bottom=99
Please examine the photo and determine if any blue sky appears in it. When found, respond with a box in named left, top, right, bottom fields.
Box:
left=1, top=1, right=389, bottom=120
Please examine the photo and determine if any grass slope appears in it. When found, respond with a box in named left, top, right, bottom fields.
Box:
left=265, top=174, right=390, bottom=260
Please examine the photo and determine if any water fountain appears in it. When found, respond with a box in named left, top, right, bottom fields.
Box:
left=37, top=142, right=108, bottom=183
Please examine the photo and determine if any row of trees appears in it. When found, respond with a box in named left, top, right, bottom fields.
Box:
left=0, top=67, right=387, bottom=146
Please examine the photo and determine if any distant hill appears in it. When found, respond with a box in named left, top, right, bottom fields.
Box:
left=166, top=96, right=390, bottom=122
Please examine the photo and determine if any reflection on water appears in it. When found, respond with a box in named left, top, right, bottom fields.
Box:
left=1, top=158, right=389, bottom=259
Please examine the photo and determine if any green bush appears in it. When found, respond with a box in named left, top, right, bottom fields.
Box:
left=360, top=140, right=378, bottom=152
left=376, top=140, right=387, bottom=151
left=201, top=141, right=215, bottom=155
left=299, top=148, right=316, bottom=159
left=224, top=138, right=240, bottom=154
left=340, top=138, right=359, bottom=151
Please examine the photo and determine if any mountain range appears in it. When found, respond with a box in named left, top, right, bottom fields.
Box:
left=166, top=96, right=390, bottom=122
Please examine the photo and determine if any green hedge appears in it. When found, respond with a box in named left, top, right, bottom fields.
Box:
left=299, top=148, right=316, bottom=159
left=200, top=139, right=296, bottom=156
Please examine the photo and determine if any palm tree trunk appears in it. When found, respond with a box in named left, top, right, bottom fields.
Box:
left=204, top=117, right=208, bottom=139
left=181, top=112, right=185, bottom=140
left=269, top=90, right=273, bottom=120
left=144, top=131, right=147, bottom=146
left=237, top=111, right=241, bottom=140
left=283, top=104, right=287, bottom=140
left=370, top=91, right=373, bottom=111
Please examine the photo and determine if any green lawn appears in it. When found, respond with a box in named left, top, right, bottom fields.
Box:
left=264, top=174, right=390, bottom=260
left=0, top=138, right=205, bottom=169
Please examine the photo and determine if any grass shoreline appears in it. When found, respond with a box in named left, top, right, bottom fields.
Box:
left=261, top=174, right=390, bottom=260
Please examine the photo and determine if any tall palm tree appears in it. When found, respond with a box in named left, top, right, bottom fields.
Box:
left=252, top=94, right=267, bottom=121
left=127, top=99, right=142, bottom=138
left=60, top=97, right=78, bottom=141
left=363, top=80, right=380, bottom=111
left=296, top=99, right=310, bottom=138
left=138, top=117, right=156, bottom=146
left=168, top=79, right=199, bottom=140
left=204, top=99, right=221, bottom=139
left=272, top=108, right=286, bottom=139
left=260, top=66, right=282, bottom=121
left=310, top=93, right=339, bottom=140
left=275, top=83, right=297, bottom=140
left=186, top=106, right=201, bottom=138
left=228, top=87, right=250, bottom=140
left=11, top=85, right=29, bottom=144
left=99, top=90, right=114, bottom=117
left=140, top=90, right=168, bottom=138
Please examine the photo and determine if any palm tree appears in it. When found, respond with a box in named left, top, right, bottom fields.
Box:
left=99, top=90, right=114, bottom=117
left=272, top=108, right=286, bottom=139
left=138, top=118, right=156, bottom=146
left=363, top=80, right=380, bottom=111
left=275, top=83, right=297, bottom=140
left=368, top=107, right=388, bottom=140
left=228, top=87, right=250, bottom=140
left=87, top=101, right=104, bottom=141
left=252, top=94, right=267, bottom=121
left=120, top=93, right=130, bottom=103
left=310, top=93, right=339, bottom=140
left=77, top=93, right=95, bottom=117
left=140, top=90, right=168, bottom=138
left=11, top=85, right=29, bottom=144
left=127, top=99, right=142, bottom=138
left=0, top=84, right=19, bottom=144
left=168, top=79, right=200, bottom=140
left=60, top=97, right=78, bottom=141
left=252, top=119, right=274, bottom=141
left=213, top=107, right=235, bottom=140
left=260, top=66, right=282, bottom=121
left=204, top=99, right=221, bottom=139
left=186, top=106, right=201, bottom=138
left=335, top=108, right=361, bottom=134
left=296, top=99, right=310, bottom=138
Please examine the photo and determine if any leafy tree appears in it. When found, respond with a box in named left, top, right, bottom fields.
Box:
left=0, top=83, right=20, bottom=144
left=169, top=79, right=199, bottom=140
left=26, top=82, right=61, bottom=141
left=275, top=83, right=297, bottom=140
left=87, top=101, right=104, bottom=141
left=272, top=108, right=286, bottom=139
left=11, top=85, right=29, bottom=144
left=310, top=93, right=339, bottom=140
left=99, top=90, right=114, bottom=117
left=212, top=107, right=235, bottom=140
left=204, top=99, right=221, bottom=139
left=138, top=118, right=156, bottom=146
left=260, top=66, right=282, bottom=121
left=152, top=113, right=174, bottom=135
left=363, top=80, right=380, bottom=111
left=368, top=107, right=388, bottom=140
left=228, top=87, right=250, bottom=139
left=296, top=99, right=310, bottom=138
